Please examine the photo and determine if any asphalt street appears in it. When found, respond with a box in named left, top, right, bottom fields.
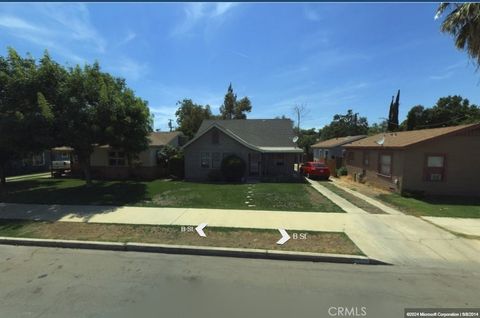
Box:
left=1, top=245, right=479, bottom=318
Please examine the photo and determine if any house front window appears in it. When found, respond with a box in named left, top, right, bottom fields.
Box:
left=200, top=152, right=210, bottom=168
left=109, top=151, right=126, bottom=166
left=425, top=155, right=445, bottom=182
left=378, top=153, right=392, bottom=176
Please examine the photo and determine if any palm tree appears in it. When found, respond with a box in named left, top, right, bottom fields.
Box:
left=436, top=3, right=480, bottom=67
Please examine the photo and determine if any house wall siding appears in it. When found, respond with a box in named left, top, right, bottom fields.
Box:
left=313, top=146, right=344, bottom=162
left=345, top=149, right=404, bottom=193
left=401, top=131, right=480, bottom=196
left=184, top=128, right=254, bottom=181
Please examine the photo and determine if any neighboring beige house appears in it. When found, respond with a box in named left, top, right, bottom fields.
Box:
left=312, top=135, right=366, bottom=162
left=182, top=119, right=303, bottom=181
left=87, top=131, right=183, bottom=180
left=344, top=123, right=480, bottom=196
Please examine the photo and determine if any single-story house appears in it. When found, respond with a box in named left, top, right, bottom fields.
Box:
left=343, top=123, right=480, bottom=196
left=311, top=135, right=367, bottom=162
left=68, top=131, right=184, bottom=180
left=182, top=119, right=303, bottom=181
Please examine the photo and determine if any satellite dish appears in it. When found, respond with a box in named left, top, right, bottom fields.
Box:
left=375, top=136, right=385, bottom=146
left=293, top=136, right=299, bottom=143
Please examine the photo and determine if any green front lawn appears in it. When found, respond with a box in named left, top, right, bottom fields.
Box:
left=0, top=178, right=342, bottom=212
left=378, top=193, right=480, bottom=218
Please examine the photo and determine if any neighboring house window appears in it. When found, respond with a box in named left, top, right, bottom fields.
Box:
left=212, top=130, right=219, bottom=144
left=32, top=153, right=45, bottom=166
left=425, top=155, right=445, bottom=182
left=363, top=151, right=370, bottom=166
left=325, top=150, right=329, bottom=160
left=212, top=152, right=221, bottom=169
left=378, top=153, right=392, bottom=176
left=109, top=151, right=126, bottom=166
left=274, top=153, right=284, bottom=166
left=200, top=152, right=210, bottom=168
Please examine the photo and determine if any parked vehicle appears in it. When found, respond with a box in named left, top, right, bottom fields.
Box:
left=50, top=160, right=71, bottom=177
left=300, top=162, right=330, bottom=180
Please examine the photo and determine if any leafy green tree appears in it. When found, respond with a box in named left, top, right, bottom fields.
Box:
left=175, top=99, right=212, bottom=139
left=219, top=84, right=253, bottom=119
left=0, top=49, right=54, bottom=190
left=368, top=120, right=388, bottom=135
left=320, top=110, right=369, bottom=140
left=436, top=3, right=480, bottom=68
left=234, top=97, right=252, bottom=119
left=108, top=86, right=153, bottom=172
left=220, top=83, right=236, bottom=119
left=404, top=105, right=426, bottom=131
left=387, top=90, right=400, bottom=132
left=296, top=128, right=319, bottom=155
left=401, top=95, right=480, bottom=130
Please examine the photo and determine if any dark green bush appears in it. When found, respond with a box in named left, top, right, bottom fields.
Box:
left=337, top=166, right=348, bottom=176
left=207, top=169, right=223, bottom=182
left=167, top=157, right=184, bottom=179
left=221, top=155, right=246, bottom=182
left=401, top=189, right=425, bottom=199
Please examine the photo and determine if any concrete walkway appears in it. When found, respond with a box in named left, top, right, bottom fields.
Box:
left=1, top=202, right=480, bottom=269
left=306, top=179, right=369, bottom=214
left=328, top=178, right=403, bottom=215
left=422, top=216, right=480, bottom=237
left=5, top=172, right=50, bottom=182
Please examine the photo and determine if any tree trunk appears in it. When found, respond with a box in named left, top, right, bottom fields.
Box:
left=0, top=163, right=6, bottom=194
left=78, top=155, right=92, bottom=185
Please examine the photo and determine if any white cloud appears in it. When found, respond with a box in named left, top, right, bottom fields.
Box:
left=106, top=57, right=148, bottom=81
left=0, top=4, right=105, bottom=63
left=0, top=15, right=39, bottom=30
left=171, top=2, right=240, bottom=37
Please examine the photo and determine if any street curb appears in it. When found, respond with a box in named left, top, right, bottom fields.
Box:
left=0, top=236, right=389, bottom=265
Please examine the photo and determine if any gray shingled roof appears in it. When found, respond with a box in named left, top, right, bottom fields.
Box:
left=195, top=119, right=298, bottom=148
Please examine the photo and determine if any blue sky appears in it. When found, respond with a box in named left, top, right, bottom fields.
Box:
left=1, top=3, right=479, bottom=131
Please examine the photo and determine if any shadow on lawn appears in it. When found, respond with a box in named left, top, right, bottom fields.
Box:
left=420, top=195, right=480, bottom=206
left=0, top=179, right=150, bottom=222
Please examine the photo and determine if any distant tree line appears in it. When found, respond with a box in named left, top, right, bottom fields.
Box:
left=0, top=48, right=152, bottom=189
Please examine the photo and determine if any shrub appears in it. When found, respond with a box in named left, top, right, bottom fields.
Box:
left=221, top=155, right=246, bottom=182
left=401, top=189, right=425, bottom=199
left=207, top=169, right=223, bottom=182
left=337, top=166, right=348, bottom=176
left=167, top=157, right=184, bottom=179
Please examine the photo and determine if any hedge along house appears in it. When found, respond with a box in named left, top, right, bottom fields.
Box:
left=84, top=131, right=184, bottom=180
left=311, top=135, right=367, bottom=162
left=182, top=119, right=304, bottom=181
left=343, top=123, right=480, bottom=196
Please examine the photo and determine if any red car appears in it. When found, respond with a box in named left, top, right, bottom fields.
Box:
left=300, top=162, right=330, bottom=180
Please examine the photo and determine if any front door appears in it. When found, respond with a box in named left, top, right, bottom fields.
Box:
left=249, top=153, right=261, bottom=176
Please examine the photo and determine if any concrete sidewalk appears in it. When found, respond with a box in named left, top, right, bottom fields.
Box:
left=422, top=216, right=480, bottom=237
left=1, top=202, right=480, bottom=269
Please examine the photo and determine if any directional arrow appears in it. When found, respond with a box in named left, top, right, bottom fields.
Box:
left=276, top=229, right=290, bottom=245
left=195, top=223, right=208, bottom=237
